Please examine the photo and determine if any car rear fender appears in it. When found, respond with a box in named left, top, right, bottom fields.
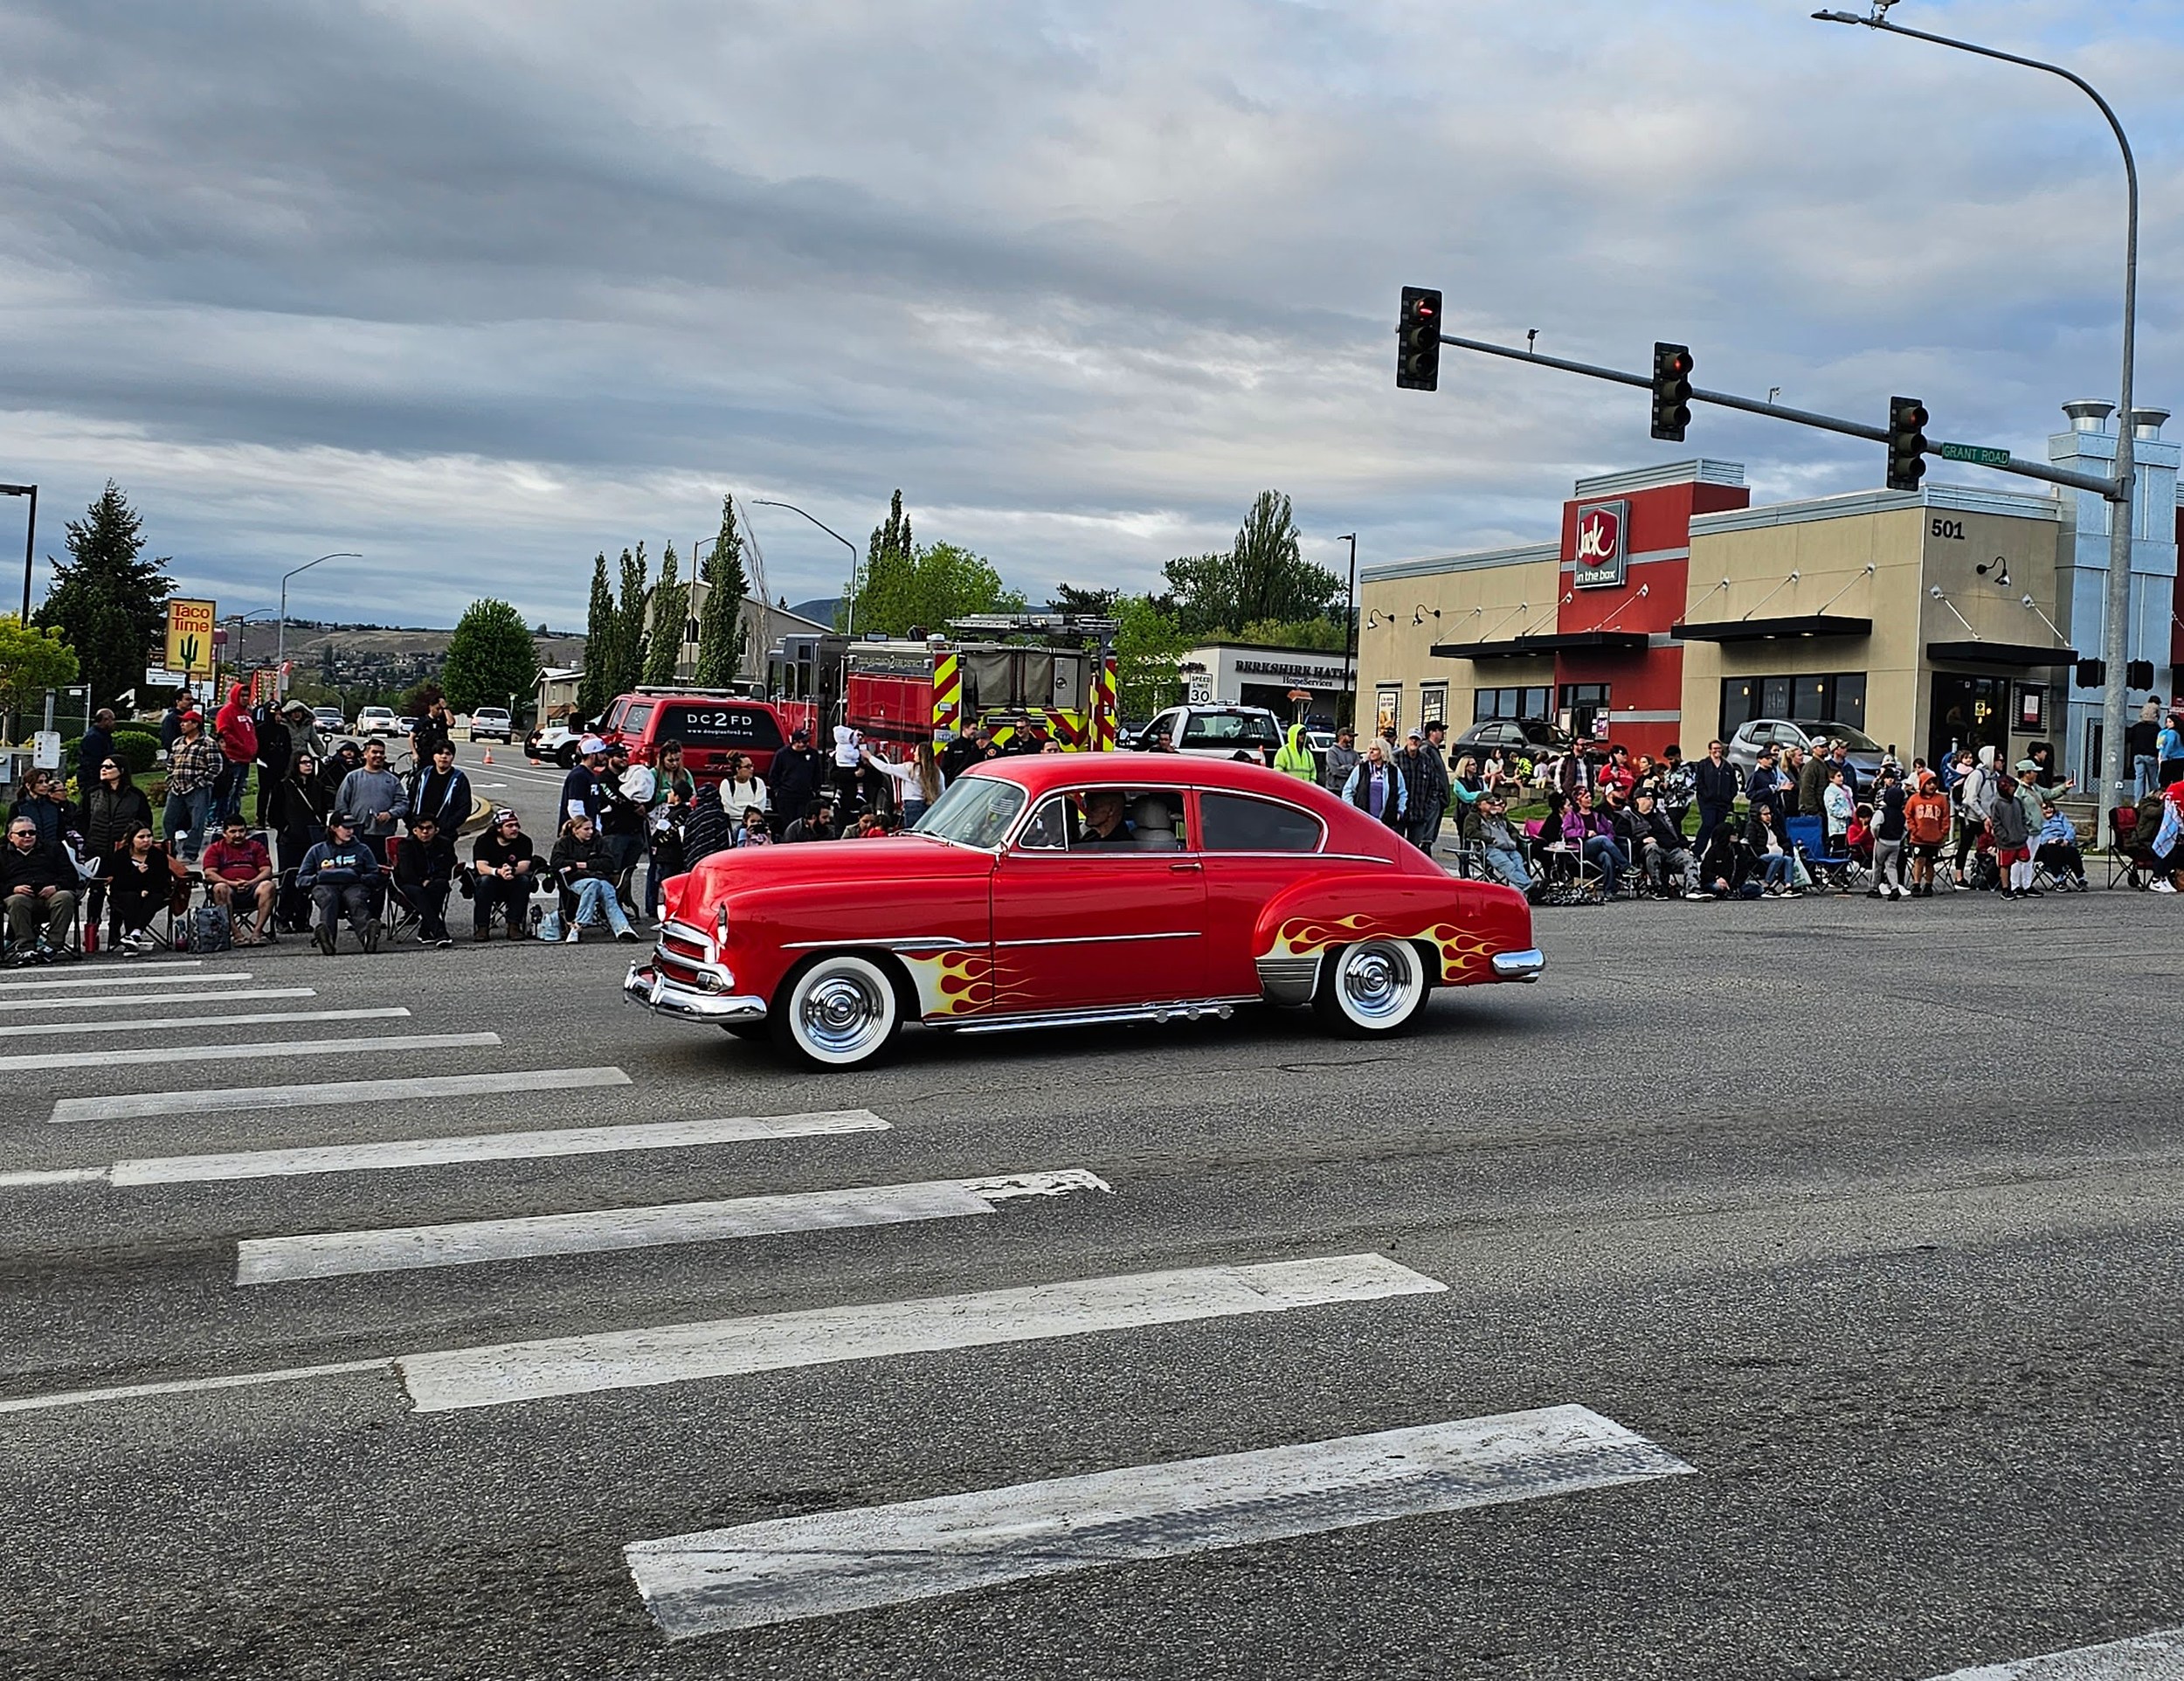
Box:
left=1254, top=874, right=1531, bottom=988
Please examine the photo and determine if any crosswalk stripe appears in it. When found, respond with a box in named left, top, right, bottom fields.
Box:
left=0, top=1007, right=408, bottom=1040
left=1919, top=1628, right=2184, bottom=1679
left=396, top=1253, right=1444, bottom=1414
left=0, top=1359, right=390, bottom=1416
left=87, top=1110, right=891, bottom=1188
left=51, top=1065, right=628, bottom=1124
left=236, top=1169, right=1111, bottom=1285
left=0, top=986, right=316, bottom=1014
left=0, top=966, right=243, bottom=995
left=626, top=1403, right=1695, bottom=1637
left=0, top=1031, right=496, bottom=1076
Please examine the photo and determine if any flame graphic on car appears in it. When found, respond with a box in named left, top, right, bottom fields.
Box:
left=898, top=948, right=1034, bottom=1017
left=1263, top=914, right=1496, bottom=982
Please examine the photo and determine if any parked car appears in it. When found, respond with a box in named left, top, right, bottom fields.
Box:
left=396, top=716, right=418, bottom=737
left=1136, top=704, right=1284, bottom=763
left=1725, top=719, right=1884, bottom=792
left=532, top=723, right=579, bottom=765
left=1449, top=717, right=1575, bottom=763
left=594, top=689, right=809, bottom=778
left=312, top=707, right=346, bottom=736
left=468, top=706, right=514, bottom=743
left=625, top=753, right=1543, bottom=1069
left=356, top=705, right=399, bottom=737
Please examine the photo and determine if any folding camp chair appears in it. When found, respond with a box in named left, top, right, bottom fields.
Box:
left=2105, top=806, right=2153, bottom=889
left=1786, top=816, right=1851, bottom=893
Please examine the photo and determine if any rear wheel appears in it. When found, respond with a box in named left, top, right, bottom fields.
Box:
left=771, top=951, right=903, bottom=1069
left=1312, top=938, right=1428, bottom=1038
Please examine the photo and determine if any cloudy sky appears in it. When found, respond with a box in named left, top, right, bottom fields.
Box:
left=2, top=0, right=2179, bottom=630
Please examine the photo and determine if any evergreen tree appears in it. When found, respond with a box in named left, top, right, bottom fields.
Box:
left=641, top=543, right=686, bottom=686
left=694, top=495, right=750, bottom=687
left=578, top=552, right=614, bottom=723
left=611, top=542, right=650, bottom=699
left=33, top=481, right=174, bottom=709
left=849, top=490, right=915, bottom=632
left=442, top=598, right=542, bottom=714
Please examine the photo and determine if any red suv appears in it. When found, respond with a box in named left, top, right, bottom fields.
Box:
left=596, top=690, right=811, bottom=778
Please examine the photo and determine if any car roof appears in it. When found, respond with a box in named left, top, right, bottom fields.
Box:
left=963, top=751, right=1331, bottom=800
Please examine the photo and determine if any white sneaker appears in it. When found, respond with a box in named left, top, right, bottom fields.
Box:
left=563, top=926, right=581, bottom=943
left=2152, top=879, right=2178, bottom=894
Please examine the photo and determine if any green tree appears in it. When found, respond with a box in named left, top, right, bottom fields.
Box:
left=850, top=490, right=916, bottom=633
left=1159, top=491, right=1339, bottom=640
left=642, top=543, right=687, bottom=686
left=0, top=615, right=80, bottom=734
left=1047, top=585, right=1119, bottom=616
left=610, top=543, right=650, bottom=701
left=1236, top=615, right=1346, bottom=652
left=578, top=553, right=613, bottom=722
left=442, top=598, right=541, bottom=713
left=1110, top=595, right=1191, bottom=718
left=32, top=481, right=173, bottom=709
left=694, top=495, right=750, bottom=687
left=398, top=680, right=445, bottom=716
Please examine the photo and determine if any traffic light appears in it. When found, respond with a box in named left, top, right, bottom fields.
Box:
left=2126, top=659, right=2155, bottom=688
left=2076, top=659, right=2107, bottom=688
left=1397, top=287, right=1441, bottom=391
left=1888, top=397, right=1930, bottom=492
left=1650, top=342, right=1693, bottom=441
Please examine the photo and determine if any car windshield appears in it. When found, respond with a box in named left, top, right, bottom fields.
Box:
left=1795, top=722, right=1881, bottom=751
left=914, top=773, right=1027, bottom=849
left=1182, top=712, right=1280, bottom=747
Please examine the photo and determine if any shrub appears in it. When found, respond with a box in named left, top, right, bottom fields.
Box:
left=61, top=728, right=162, bottom=777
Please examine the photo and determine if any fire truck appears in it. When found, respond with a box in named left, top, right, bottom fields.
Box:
left=840, top=613, right=1122, bottom=751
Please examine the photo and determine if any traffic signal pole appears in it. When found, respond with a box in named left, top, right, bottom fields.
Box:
left=1429, top=329, right=2120, bottom=501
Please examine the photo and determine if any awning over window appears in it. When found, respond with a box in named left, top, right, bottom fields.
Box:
left=1925, top=640, right=2078, bottom=669
left=1672, top=614, right=1873, bottom=644
left=1430, top=630, right=1648, bottom=662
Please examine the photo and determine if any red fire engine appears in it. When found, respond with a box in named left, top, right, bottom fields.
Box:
left=841, top=613, right=1121, bottom=751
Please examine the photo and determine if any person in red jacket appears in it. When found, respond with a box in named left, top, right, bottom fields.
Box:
left=212, top=682, right=259, bottom=825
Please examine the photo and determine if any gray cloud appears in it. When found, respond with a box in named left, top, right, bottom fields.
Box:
left=0, top=0, right=2178, bottom=627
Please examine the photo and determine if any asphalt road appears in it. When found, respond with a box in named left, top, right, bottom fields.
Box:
left=1, top=818, right=2181, bottom=1679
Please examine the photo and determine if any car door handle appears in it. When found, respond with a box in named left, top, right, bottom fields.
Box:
left=1170, top=860, right=1202, bottom=873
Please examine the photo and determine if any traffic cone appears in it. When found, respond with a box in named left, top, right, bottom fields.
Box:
left=482, top=750, right=494, bottom=764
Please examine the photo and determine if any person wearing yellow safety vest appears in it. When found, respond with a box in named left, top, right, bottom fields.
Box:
left=1274, top=723, right=1317, bottom=782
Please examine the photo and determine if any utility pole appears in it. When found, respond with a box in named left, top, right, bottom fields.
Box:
left=1337, top=533, right=1358, bottom=729
left=0, top=484, right=34, bottom=622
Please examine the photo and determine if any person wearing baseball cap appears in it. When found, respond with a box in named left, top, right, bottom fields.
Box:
left=470, top=807, right=538, bottom=938
left=561, top=737, right=612, bottom=828
left=296, top=807, right=382, bottom=953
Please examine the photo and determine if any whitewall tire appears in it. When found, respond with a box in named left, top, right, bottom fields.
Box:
left=772, top=952, right=903, bottom=1069
left=1313, top=939, right=1428, bottom=1037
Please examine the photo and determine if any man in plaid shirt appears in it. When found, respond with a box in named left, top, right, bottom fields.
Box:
left=162, top=709, right=220, bottom=863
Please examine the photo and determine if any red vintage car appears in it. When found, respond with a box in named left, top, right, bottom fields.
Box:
left=623, top=753, right=1542, bottom=1068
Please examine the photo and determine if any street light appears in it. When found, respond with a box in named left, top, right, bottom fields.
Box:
left=1336, top=533, right=1358, bottom=729
left=0, top=484, right=34, bottom=622
left=278, top=552, right=361, bottom=695
left=1814, top=4, right=2139, bottom=845
left=750, top=501, right=860, bottom=635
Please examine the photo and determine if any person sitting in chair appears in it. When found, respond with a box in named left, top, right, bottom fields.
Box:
left=202, top=815, right=278, bottom=944
left=3, top=814, right=79, bottom=965
left=394, top=813, right=459, bottom=946
left=102, top=823, right=185, bottom=954
left=469, top=808, right=535, bottom=940
left=543, top=813, right=636, bottom=943
left=297, top=811, right=382, bottom=954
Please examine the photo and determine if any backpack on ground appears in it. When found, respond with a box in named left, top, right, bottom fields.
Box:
left=1967, top=851, right=2000, bottom=892
left=191, top=902, right=233, bottom=953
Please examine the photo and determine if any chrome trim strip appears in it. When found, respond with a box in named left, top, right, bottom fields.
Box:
left=780, top=936, right=974, bottom=952
left=1254, top=954, right=1320, bottom=1007
left=947, top=996, right=1259, bottom=1036
left=996, top=930, right=1200, bottom=949
left=1490, top=948, right=1545, bottom=982
left=621, top=964, right=769, bottom=1024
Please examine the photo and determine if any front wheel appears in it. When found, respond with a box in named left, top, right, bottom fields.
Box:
left=771, top=951, right=903, bottom=1069
left=1312, top=938, right=1428, bottom=1038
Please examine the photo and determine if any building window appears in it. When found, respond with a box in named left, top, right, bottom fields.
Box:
left=1472, top=685, right=1552, bottom=723
left=1719, top=671, right=1868, bottom=738
left=1375, top=687, right=1401, bottom=731
left=1420, top=684, right=1448, bottom=727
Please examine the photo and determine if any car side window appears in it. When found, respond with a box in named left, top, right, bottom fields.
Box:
left=1199, top=792, right=1324, bottom=854
left=1019, top=796, right=1071, bottom=851
left=1021, top=788, right=1189, bottom=852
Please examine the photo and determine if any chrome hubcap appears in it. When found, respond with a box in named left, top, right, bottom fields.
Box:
left=798, top=969, right=888, bottom=1056
left=1340, top=941, right=1417, bottom=1025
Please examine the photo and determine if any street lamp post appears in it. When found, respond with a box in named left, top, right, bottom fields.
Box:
left=750, top=501, right=861, bottom=635
left=1814, top=5, right=2139, bottom=844
left=0, top=484, right=34, bottom=622
left=278, top=553, right=361, bottom=696
left=1337, top=533, right=1358, bottom=730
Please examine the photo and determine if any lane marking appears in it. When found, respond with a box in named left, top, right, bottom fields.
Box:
left=0, top=966, right=238, bottom=993
left=236, top=1169, right=1110, bottom=1285
left=102, top=1110, right=891, bottom=1188
left=625, top=1404, right=1695, bottom=1637
left=1921, top=1628, right=2184, bottom=1679
left=0, top=1359, right=390, bottom=1417
left=0, top=1031, right=497, bottom=1076
left=0, top=986, right=316, bottom=1014
left=397, top=1253, right=1444, bottom=1414
left=51, top=1065, right=628, bottom=1124
left=0, top=1007, right=408, bottom=1040
left=0, top=1166, right=107, bottom=1188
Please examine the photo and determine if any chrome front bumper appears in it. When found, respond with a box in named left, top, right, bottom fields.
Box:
left=1490, top=947, right=1546, bottom=983
left=622, top=962, right=769, bottom=1025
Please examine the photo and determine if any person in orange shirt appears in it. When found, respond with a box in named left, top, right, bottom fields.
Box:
left=1903, top=770, right=1953, bottom=898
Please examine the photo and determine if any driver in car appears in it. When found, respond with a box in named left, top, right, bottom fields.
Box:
left=1076, top=790, right=1135, bottom=846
